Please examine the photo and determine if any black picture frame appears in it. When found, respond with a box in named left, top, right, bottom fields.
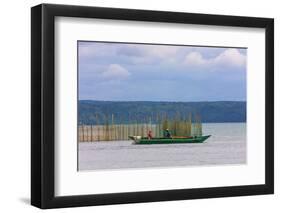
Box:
left=31, top=3, right=274, bottom=209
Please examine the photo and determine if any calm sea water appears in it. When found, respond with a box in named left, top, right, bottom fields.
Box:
left=78, top=123, right=246, bottom=171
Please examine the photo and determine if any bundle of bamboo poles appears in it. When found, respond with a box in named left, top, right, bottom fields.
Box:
left=78, top=112, right=202, bottom=142
left=78, top=123, right=161, bottom=142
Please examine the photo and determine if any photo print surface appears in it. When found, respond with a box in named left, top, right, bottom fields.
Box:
left=77, top=41, right=247, bottom=171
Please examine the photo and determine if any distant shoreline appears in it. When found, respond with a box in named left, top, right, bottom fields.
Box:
left=79, top=100, right=246, bottom=125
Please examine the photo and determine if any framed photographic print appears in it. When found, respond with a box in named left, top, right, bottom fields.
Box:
left=31, top=3, right=274, bottom=209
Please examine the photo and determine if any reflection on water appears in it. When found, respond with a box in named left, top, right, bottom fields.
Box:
left=78, top=123, right=246, bottom=171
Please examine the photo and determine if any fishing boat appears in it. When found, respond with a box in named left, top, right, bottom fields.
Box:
left=129, top=135, right=211, bottom=145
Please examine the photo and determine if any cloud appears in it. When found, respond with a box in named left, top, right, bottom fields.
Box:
left=79, top=43, right=182, bottom=65
left=101, top=64, right=130, bottom=79
left=79, top=42, right=118, bottom=59
left=184, top=52, right=206, bottom=66
left=214, top=49, right=246, bottom=67
left=142, top=46, right=181, bottom=58
left=117, top=46, right=143, bottom=57
left=112, top=45, right=183, bottom=65
left=79, top=42, right=246, bottom=71
left=184, top=48, right=246, bottom=68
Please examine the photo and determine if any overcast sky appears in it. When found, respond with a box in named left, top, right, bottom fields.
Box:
left=78, top=41, right=247, bottom=102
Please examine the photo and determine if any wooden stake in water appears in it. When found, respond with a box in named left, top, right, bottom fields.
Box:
left=111, top=114, right=114, bottom=141
left=96, top=114, right=100, bottom=141
left=90, top=125, right=93, bottom=142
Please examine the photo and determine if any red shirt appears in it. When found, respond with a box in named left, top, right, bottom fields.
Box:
left=148, top=131, right=153, bottom=139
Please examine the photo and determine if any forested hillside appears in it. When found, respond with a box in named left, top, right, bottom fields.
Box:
left=78, top=100, right=246, bottom=125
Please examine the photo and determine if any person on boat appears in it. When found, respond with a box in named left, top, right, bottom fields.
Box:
left=147, top=130, right=153, bottom=139
left=164, top=128, right=171, bottom=138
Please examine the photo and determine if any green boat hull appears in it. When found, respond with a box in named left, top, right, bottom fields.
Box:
left=129, top=135, right=211, bottom=145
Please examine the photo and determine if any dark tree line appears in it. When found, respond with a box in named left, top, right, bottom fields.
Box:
left=78, top=100, right=246, bottom=125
